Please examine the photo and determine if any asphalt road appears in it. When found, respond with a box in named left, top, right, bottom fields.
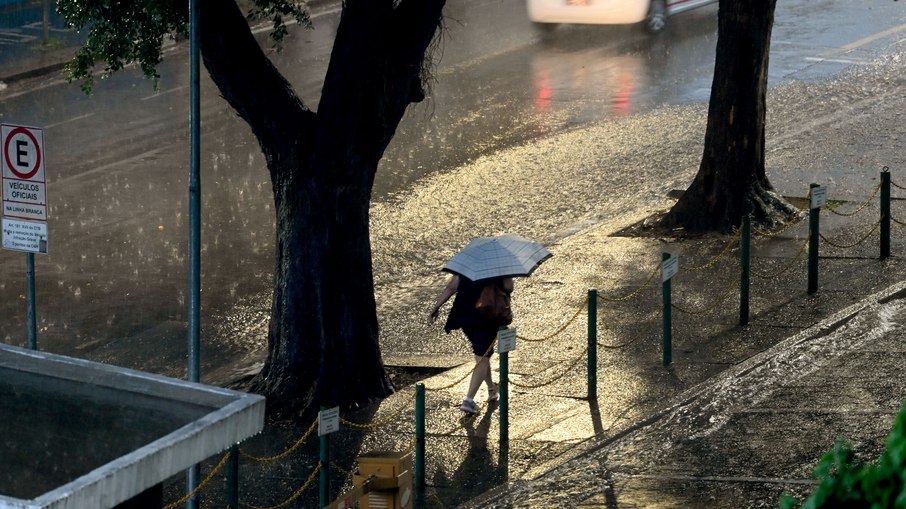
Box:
left=0, top=0, right=904, bottom=385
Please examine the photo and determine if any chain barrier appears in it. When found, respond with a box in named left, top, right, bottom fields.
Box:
left=422, top=364, right=473, bottom=391
left=517, top=299, right=586, bottom=342
left=424, top=338, right=496, bottom=391
left=891, top=178, right=906, bottom=191
left=597, top=261, right=662, bottom=303
left=239, top=462, right=322, bottom=509
left=339, top=391, right=417, bottom=430
left=228, top=179, right=897, bottom=509
left=162, top=452, right=231, bottom=509
left=240, top=419, right=319, bottom=463
left=331, top=461, right=354, bottom=478
left=818, top=220, right=881, bottom=249
left=434, top=397, right=494, bottom=435
left=508, top=346, right=589, bottom=389
left=750, top=237, right=810, bottom=280
left=752, top=215, right=806, bottom=238
left=672, top=270, right=741, bottom=315
left=598, top=320, right=659, bottom=350
left=329, top=438, right=415, bottom=482
left=682, top=228, right=742, bottom=272
left=823, top=184, right=881, bottom=217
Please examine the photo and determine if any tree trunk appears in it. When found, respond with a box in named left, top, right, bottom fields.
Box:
left=199, top=0, right=445, bottom=416
left=659, top=0, right=797, bottom=232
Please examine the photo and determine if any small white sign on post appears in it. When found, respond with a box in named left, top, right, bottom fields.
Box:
left=318, top=406, right=340, bottom=436
left=810, top=186, right=827, bottom=209
left=497, top=327, right=517, bottom=353
left=2, top=217, right=47, bottom=254
left=662, top=256, right=679, bottom=282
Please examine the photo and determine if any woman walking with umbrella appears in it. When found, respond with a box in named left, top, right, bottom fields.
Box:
left=428, top=234, right=552, bottom=415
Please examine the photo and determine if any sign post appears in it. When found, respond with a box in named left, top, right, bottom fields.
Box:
left=808, top=184, right=824, bottom=294
left=2, top=123, right=48, bottom=350
left=319, top=406, right=340, bottom=507
left=497, top=326, right=515, bottom=444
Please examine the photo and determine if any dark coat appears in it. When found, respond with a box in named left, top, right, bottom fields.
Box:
left=444, top=277, right=483, bottom=333
left=444, top=277, right=510, bottom=333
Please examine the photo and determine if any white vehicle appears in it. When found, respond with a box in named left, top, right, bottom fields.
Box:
left=528, top=0, right=718, bottom=33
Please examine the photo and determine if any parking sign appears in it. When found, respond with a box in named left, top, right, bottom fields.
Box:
left=2, top=123, right=48, bottom=253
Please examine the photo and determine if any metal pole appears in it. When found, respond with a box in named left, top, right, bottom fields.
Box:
left=42, top=0, right=49, bottom=46
left=661, top=253, right=672, bottom=366
left=587, top=288, right=597, bottom=400
left=26, top=253, right=37, bottom=350
left=415, top=383, right=425, bottom=489
left=320, top=414, right=330, bottom=508
left=226, top=445, right=239, bottom=509
left=739, top=216, right=751, bottom=326
left=186, top=0, right=202, bottom=505
left=881, top=170, right=891, bottom=260
left=808, top=184, right=820, bottom=295
left=187, top=0, right=202, bottom=393
left=500, top=349, right=509, bottom=443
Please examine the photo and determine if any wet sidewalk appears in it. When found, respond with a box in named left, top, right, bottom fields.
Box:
left=220, top=200, right=906, bottom=509
left=460, top=279, right=906, bottom=508
left=290, top=179, right=906, bottom=509
left=403, top=207, right=906, bottom=509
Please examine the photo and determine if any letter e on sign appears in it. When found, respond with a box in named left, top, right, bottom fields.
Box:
left=2, top=124, right=45, bottom=182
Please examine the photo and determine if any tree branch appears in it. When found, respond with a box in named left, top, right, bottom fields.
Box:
left=317, top=0, right=445, bottom=163
left=384, top=0, right=446, bottom=132
left=198, top=0, right=316, bottom=165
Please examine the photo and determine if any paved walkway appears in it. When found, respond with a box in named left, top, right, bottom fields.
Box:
left=460, top=280, right=906, bottom=508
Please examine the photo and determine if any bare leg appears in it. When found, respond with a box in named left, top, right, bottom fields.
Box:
left=466, top=355, right=491, bottom=400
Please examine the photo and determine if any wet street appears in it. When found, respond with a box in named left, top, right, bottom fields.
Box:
left=5, top=1, right=906, bottom=508
left=0, top=0, right=905, bottom=387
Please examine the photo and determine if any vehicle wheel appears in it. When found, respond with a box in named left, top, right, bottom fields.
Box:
left=644, top=0, right=667, bottom=33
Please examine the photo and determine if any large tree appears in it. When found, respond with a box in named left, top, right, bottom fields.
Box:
left=659, top=0, right=798, bottom=232
left=58, top=0, right=446, bottom=415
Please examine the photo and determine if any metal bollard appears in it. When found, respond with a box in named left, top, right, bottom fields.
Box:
left=500, top=346, right=509, bottom=444
left=739, top=216, right=751, bottom=326
left=587, top=289, right=597, bottom=400
left=320, top=410, right=330, bottom=508
left=661, top=253, right=672, bottom=366
left=226, top=445, right=239, bottom=509
left=808, top=183, right=821, bottom=294
left=882, top=169, right=891, bottom=260
left=415, top=384, right=425, bottom=489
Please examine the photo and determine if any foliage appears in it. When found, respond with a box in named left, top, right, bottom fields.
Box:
left=56, top=0, right=308, bottom=93
left=780, top=404, right=906, bottom=508
left=245, top=0, right=312, bottom=48
left=57, top=0, right=182, bottom=92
